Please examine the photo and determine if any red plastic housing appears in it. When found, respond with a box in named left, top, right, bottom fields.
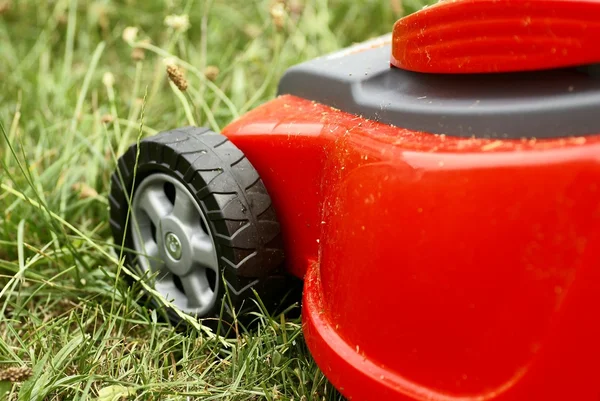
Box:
left=223, top=95, right=600, bottom=401
left=391, top=0, right=600, bottom=73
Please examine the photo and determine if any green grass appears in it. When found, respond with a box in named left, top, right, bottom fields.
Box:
left=0, top=0, right=430, bottom=399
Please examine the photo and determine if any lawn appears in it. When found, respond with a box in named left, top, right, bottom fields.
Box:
left=0, top=0, right=429, bottom=399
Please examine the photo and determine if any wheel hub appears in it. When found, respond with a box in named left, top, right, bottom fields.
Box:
left=129, top=173, right=220, bottom=315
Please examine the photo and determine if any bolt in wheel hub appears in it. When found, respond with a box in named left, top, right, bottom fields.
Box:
left=165, top=232, right=182, bottom=260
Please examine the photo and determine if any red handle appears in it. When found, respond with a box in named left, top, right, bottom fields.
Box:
left=392, top=0, right=600, bottom=73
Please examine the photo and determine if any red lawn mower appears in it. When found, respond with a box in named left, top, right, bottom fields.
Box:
left=109, top=0, right=600, bottom=400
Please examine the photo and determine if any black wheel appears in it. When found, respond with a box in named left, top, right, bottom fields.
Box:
left=109, top=126, right=286, bottom=327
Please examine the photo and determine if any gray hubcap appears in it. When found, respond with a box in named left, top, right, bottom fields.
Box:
left=130, top=173, right=219, bottom=316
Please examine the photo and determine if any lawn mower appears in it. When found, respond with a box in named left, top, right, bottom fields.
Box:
left=109, top=0, right=600, bottom=399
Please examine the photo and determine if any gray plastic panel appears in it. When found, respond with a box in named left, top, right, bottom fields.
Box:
left=277, top=40, right=600, bottom=139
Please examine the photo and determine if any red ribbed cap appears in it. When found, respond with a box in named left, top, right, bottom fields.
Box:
left=392, top=0, right=600, bottom=73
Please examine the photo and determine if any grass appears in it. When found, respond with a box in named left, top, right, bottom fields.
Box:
left=0, top=0, right=430, bottom=399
